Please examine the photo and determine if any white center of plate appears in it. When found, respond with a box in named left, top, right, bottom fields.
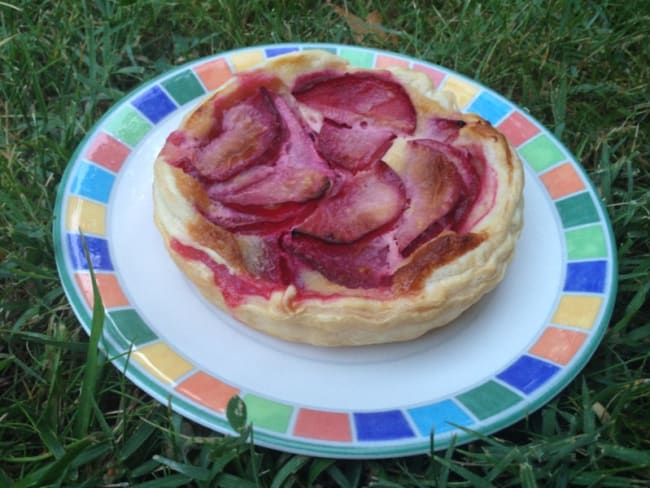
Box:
left=110, top=110, right=563, bottom=411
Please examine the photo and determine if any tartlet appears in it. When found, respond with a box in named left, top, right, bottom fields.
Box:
left=153, top=50, right=524, bottom=346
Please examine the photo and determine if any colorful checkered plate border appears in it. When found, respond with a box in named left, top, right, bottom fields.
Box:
left=53, top=44, right=617, bottom=458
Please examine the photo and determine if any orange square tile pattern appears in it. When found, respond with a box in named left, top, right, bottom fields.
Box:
left=540, top=163, right=586, bottom=200
left=194, top=58, right=234, bottom=91
left=375, top=54, right=410, bottom=69
left=529, top=327, right=588, bottom=365
left=497, top=111, right=540, bottom=147
left=83, top=132, right=131, bottom=172
left=75, top=272, right=129, bottom=308
left=176, top=371, right=240, bottom=413
left=294, top=408, right=352, bottom=442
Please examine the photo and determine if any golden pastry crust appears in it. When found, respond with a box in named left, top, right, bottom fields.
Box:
left=153, top=50, right=524, bottom=346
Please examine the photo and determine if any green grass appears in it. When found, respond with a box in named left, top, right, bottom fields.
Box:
left=1, top=0, right=649, bottom=485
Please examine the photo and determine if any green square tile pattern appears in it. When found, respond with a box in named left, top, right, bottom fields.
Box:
left=161, top=70, right=206, bottom=105
left=338, top=47, right=374, bottom=68
left=107, top=309, right=158, bottom=349
left=556, top=192, right=600, bottom=228
left=103, top=106, right=152, bottom=147
left=456, top=381, right=522, bottom=420
left=103, top=318, right=129, bottom=351
left=565, top=225, right=608, bottom=260
left=518, top=134, right=566, bottom=172
left=243, top=394, right=293, bottom=433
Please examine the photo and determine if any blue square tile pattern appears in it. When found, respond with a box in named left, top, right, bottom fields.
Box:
left=466, top=91, right=512, bottom=124
left=67, top=234, right=114, bottom=271
left=70, top=161, right=115, bottom=203
left=408, top=399, right=473, bottom=436
left=265, top=46, right=300, bottom=58
left=353, top=410, right=415, bottom=441
left=497, top=355, right=560, bottom=394
left=131, top=85, right=177, bottom=124
left=564, top=260, right=607, bottom=293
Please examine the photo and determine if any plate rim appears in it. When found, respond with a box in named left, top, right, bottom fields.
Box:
left=53, top=42, right=618, bottom=458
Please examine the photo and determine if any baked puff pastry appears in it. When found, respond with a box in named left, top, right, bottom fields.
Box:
left=153, top=50, right=524, bottom=346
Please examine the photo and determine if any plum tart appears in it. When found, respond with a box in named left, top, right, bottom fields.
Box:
left=153, top=50, right=524, bottom=346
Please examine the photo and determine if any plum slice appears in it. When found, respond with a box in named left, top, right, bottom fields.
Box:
left=208, top=94, right=332, bottom=207
left=420, top=117, right=466, bottom=143
left=317, top=119, right=395, bottom=171
left=295, top=161, right=406, bottom=244
left=283, top=233, right=393, bottom=289
left=160, top=130, right=196, bottom=165
left=414, top=139, right=480, bottom=197
left=209, top=165, right=330, bottom=207
left=236, top=235, right=294, bottom=285
left=393, top=140, right=463, bottom=253
left=293, top=73, right=416, bottom=134
left=454, top=149, right=497, bottom=232
left=200, top=199, right=318, bottom=234
left=206, top=164, right=275, bottom=200
left=193, top=88, right=282, bottom=181
left=413, top=139, right=494, bottom=231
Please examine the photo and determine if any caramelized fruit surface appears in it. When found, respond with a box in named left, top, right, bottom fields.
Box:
left=159, top=69, right=497, bottom=294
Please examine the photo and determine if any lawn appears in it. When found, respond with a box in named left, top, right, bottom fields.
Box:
left=1, top=0, right=649, bottom=486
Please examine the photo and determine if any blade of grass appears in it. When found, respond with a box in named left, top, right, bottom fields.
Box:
left=432, top=456, right=497, bottom=488
left=11, top=437, right=94, bottom=488
left=0, top=2, right=22, bottom=11
left=437, top=434, right=457, bottom=486
left=128, top=474, right=194, bottom=488
left=69, top=441, right=112, bottom=469
left=73, top=233, right=105, bottom=439
left=519, top=462, right=538, bottom=488
left=213, top=473, right=260, bottom=488
left=599, top=444, right=650, bottom=466
left=118, top=420, right=158, bottom=462
left=2, top=329, right=85, bottom=351
left=205, top=449, right=241, bottom=482
left=153, top=454, right=211, bottom=481
left=270, top=455, right=309, bottom=488
left=611, top=280, right=649, bottom=333
left=326, top=464, right=353, bottom=488
left=307, top=458, right=335, bottom=486
left=14, top=402, right=64, bottom=459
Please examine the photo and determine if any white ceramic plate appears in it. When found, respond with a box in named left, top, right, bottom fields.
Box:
left=53, top=44, right=617, bottom=458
